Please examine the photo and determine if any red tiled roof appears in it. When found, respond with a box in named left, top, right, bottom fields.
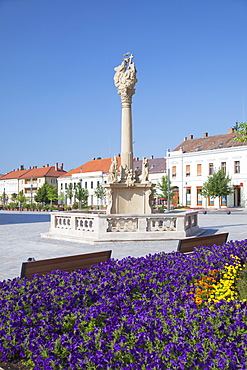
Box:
left=0, top=169, right=32, bottom=180
left=173, top=132, right=246, bottom=153
left=59, top=157, right=121, bottom=178
left=19, top=166, right=66, bottom=179
left=60, top=157, right=166, bottom=178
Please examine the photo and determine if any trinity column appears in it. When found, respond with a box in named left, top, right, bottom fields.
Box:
left=113, top=53, right=137, bottom=180
left=104, top=53, right=154, bottom=214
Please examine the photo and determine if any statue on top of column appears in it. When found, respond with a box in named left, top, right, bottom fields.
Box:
left=114, top=52, right=138, bottom=91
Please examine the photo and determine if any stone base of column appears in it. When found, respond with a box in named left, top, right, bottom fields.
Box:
left=104, top=182, right=155, bottom=215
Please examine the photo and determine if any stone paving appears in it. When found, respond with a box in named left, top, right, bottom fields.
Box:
left=0, top=209, right=247, bottom=282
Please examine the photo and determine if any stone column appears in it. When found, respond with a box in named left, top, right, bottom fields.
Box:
left=120, top=89, right=135, bottom=173
left=113, top=53, right=138, bottom=180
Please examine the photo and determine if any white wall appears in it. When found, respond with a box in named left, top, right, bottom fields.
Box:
left=168, top=146, right=247, bottom=208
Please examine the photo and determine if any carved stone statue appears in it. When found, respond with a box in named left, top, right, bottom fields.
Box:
left=108, top=156, right=118, bottom=183
left=126, top=168, right=135, bottom=187
left=114, top=52, right=138, bottom=103
left=141, top=157, right=149, bottom=183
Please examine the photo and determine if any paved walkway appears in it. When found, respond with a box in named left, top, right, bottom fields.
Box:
left=0, top=210, right=247, bottom=281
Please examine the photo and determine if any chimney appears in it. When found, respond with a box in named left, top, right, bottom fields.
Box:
left=204, top=132, right=208, bottom=137
left=184, top=137, right=187, bottom=141
left=19, top=165, right=24, bottom=170
left=150, top=155, right=154, bottom=159
left=29, top=166, right=31, bottom=169
left=228, top=128, right=234, bottom=134
left=92, top=158, right=95, bottom=160
left=60, top=163, right=63, bottom=171
left=55, top=163, right=58, bottom=171
left=46, top=164, right=49, bottom=167
left=188, top=135, right=193, bottom=140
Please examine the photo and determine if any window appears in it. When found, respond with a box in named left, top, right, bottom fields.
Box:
left=197, top=164, right=202, bottom=176
left=234, top=161, right=240, bottom=173
left=186, top=165, right=190, bottom=177
left=61, top=183, right=63, bottom=190
left=97, top=181, right=100, bottom=187
left=65, top=183, right=67, bottom=189
left=197, top=187, right=202, bottom=206
left=74, top=182, right=76, bottom=189
left=221, top=196, right=227, bottom=206
left=91, top=181, right=93, bottom=189
left=209, top=163, right=214, bottom=175
left=85, top=182, right=87, bottom=189
left=209, top=197, right=214, bottom=206
left=186, top=187, right=191, bottom=206
left=172, top=166, right=176, bottom=178
left=221, top=162, right=226, bottom=174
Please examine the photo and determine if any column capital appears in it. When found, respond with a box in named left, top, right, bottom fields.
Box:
left=117, top=87, right=135, bottom=103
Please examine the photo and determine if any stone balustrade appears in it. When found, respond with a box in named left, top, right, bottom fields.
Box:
left=42, top=211, right=199, bottom=244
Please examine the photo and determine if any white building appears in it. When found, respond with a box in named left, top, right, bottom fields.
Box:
left=58, top=156, right=167, bottom=207
left=0, top=164, right=66, bottom=205
left=168, top=129, right=247, bottom=208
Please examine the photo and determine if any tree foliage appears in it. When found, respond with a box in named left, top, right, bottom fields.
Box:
left=232, top=122, right=247, bottom=143
left=34, top=183, right=56, bottom=204
left=65, top=183, right=74, bottom=205
left=75, top=183, right=89, bottom=208
left=47, top=185, right=58, bottom=205
left=202, top=169, right=233, bottom=203
left=17, top=190, right=26, bottom=205
left=94, top=185, right=106, bottom=205
left=156, top=175, right=174, bottom=200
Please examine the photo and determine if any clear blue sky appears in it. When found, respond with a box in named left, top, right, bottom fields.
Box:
left=1, top=0, right=247, bottom=174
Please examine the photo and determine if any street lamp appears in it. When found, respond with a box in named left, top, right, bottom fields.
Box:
left=167, top=149, right=171, bottom=211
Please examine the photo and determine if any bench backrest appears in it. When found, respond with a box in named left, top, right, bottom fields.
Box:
left=177, top=233, right=229, bottom=254
left=20, top=250, right=112, bottom=280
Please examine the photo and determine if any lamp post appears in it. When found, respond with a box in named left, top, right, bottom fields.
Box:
left=30, top=184, right=33, bottom=205
left=3, top=187, right=6, bottom=206
left=79, top=178, right=82, bottom=209
left=167, top=150, right=171, bottom=212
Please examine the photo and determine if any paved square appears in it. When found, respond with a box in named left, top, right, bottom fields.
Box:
left=0, top=210, right=246, bottom=281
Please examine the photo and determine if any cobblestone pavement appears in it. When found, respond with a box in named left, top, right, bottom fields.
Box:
left=0, top=210, right=247, bottom=281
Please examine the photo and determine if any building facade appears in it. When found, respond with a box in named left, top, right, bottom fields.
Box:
left=58, top=156, right=167, bottom=207
left=168, top=129, right=247, bottom=208
left=0, top=163, right=66, bottom=205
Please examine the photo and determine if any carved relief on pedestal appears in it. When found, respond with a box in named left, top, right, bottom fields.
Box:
left=114, top=52, right=138, bottom=103
left=106, top=188, right=113, bottom=214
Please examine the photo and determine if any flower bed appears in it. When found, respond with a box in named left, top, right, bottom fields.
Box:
left=0, top=240, right=247, bottom=369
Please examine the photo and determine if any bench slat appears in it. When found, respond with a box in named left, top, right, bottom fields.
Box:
left=177, top=233, right=228, bottom=253
left=21, top=250, right=112, bottom=279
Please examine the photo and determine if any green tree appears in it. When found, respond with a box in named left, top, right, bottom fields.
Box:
left=75, top=183, right=89, bottom=208
left=17, top=190, right=26, bottom=205
left=232, top=122, right=247, bottom=142
left=65, top=183, right=74, bottom=205
left=94, top=185, right=106, bottom=207
left=156, top=175, right=174, bottom=201
left=58, top=191, right=65, bottom=205
left=11, top=193, right=17, bottom=202
left=47, top=185, right=58, bottom=205
left=0, top=191, right=8, bottom=205
left=202, top=169, right=233, bottom=208
left=34, top=183, right=52, bottom=204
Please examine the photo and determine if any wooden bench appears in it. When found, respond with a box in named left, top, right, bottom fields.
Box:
left=177, top=233, right=229, bottom=254
left=20, top=250, right=112, bottom=280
